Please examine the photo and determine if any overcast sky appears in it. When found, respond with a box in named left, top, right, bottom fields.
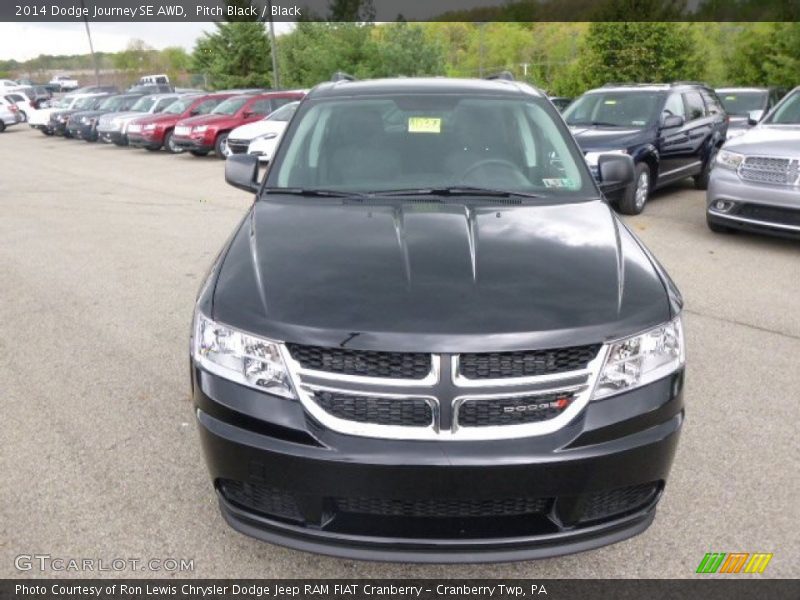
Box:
left=0, top=22, right=294, bottom=62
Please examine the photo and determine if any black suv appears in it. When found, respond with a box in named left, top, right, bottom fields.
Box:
left=563, top=83, right=728, bottom=214
left=66, top=93, right=143, bottom=142
left=192, top=76, right=685, bottom=562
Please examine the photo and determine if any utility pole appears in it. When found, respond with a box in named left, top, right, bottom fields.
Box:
left=79, top=0, right=100, bottom=85
left=478, top=23, right=486, bottom=77
left=267, top=0, right=280, bottom=89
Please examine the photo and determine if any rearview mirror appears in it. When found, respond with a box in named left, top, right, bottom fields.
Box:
left=661, top=114, right=684, bottom=129
left=597, top=153, right=635, bottom=193
left=747, top=109, right=764, bottom=126
left=225, top=154, right=260, bottom=193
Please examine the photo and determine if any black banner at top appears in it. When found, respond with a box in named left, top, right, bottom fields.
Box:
left=2, top=0, right=800, bottom=22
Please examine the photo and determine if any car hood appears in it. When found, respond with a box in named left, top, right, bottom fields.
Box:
left=136, top=112, right=181, bottom=125
left=108, top=110, right=146, bottom=123
left=229, top=120, right=284, bottom=140
left=724, top=125, right=800, bottom=156
left=568, top=126, right=648, bottom=151
left=177, top=113, right=236, bottom=128
left=211, top=198, right=673, bottom=352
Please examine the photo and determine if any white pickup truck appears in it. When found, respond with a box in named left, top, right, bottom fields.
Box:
left=49, top=75, right=80, bottom=91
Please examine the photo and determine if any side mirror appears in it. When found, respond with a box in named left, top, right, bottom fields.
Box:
left=747, top=109, right=764, bottom=126
left=241, top=111, right=254, bottom=118
left=225, top=154, right=260, bottom=193
left=661, top=114, right=684, bottom=129
left=597, top=153, right=635, bottom=192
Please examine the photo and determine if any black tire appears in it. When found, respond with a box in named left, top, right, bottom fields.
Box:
left=707, top=215, right=733, bottom=234
left=19, top=111, right=27, bottom=122
left=0, top=121, right=5, bottom=133
left=113, top=135, right=128, bottom=147
left=214, top=132, right=230, bottom=159
left=617, top=162, right=652, bottom=215
left=41, top=128, right=53, bottom=136
left=163, top=130, right=183, bottom=154
left=64, top=129, right=72, bottom=139
left=694, top=145, right=719, bottom=190
left=145, top=144, right=162, bottom=152
left=190, top=150, right=209, bottom=157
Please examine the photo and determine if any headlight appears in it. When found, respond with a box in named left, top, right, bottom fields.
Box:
left=143, top=123, right=156, bottom=131
left=584, top=149, right=627, bottom=167
left=192, top=312, right=296, bottom=399
left=80, top=116, right=89, bottom=124
left=255, top=132, right=277, bottom=141
left=716, top=149, right=744, bottom=170
left=194, top=125, right=208, bottom=133
left=592, top=316, right=684, bottom=400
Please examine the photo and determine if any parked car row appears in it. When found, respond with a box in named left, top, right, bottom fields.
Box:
left=23, top=86, right=306, bottom=160
left=561, top=81, right=799, bottom=239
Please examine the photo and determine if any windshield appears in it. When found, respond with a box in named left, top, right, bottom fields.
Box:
left=269, top=94, right=594, bottom=198
left=563, top=91, right=663, bottom=128
left=56, top=97, right=73, bottom=108
left=212, top=97, right=248, bottom=115
left=266, top=102, right=299, bottom=122
left=163, top=96, right=195, bottom=114
left=718, top=91, right=767, bottom=116
left=765, top=91, right=800, bottom=124
left=130, top=96, right=156, bottom=112
left=99, top=96, right=128, bottom=110
left=74, top=96, right=98, bottom=109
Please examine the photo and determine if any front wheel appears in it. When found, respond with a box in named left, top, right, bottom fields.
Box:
left=190, top=150, right=209, bottom=157
left=617, top=162, right=652, bottom=215
left=214, top=132, right=230, bottom=159
left=164, top=130, right=183, bottom=154
left=19, top=111, right=27, bottom=122
left=0, top=121, right=5, bottom=133
left=41, top=127, right=53, bottom=136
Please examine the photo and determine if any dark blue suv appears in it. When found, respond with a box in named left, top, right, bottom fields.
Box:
left=564, top=83, right=728, bottom=214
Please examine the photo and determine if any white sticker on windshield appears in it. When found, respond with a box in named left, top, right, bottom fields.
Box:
left=543, top=178, right=574, bottom=188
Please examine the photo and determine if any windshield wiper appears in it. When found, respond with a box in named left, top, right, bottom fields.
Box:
left=261, top=187, right=368, bottom=198
left=568, top=120, right=622, bottom=127
left=373, top=186, right=542, bottom=199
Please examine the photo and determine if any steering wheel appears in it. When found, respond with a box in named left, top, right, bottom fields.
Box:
left=459, top=158, right=524, bottom=183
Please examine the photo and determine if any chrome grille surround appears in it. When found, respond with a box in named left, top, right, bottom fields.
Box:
left=281, top=344, right=608, bottom=441
left=738, top=155, right=800, bottom=187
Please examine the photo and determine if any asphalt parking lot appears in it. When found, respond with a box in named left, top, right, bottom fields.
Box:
left=1, top=126, right=798, bottom=578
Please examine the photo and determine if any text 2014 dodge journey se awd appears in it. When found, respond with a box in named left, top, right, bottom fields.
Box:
left=191, top=76, right=685, bottom=563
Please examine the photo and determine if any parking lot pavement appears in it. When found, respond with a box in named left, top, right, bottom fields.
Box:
left=1, top=127, right=798, bottom=578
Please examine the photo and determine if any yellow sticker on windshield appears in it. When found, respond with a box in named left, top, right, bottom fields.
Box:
left=408, top=117, right=441, bottom=133
left=604, top=99, right=617, bottom=105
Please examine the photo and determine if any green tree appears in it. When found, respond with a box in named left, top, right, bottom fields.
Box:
left=573, top=22, right=701, bottom=91
left=192, top=21, right=272, bottom=89
left=726, top=23, right=800, bottom=88
left=365, top=22, right=445, bottom=77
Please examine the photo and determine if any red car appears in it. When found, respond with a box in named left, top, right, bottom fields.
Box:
left=173, top=91, right=305, bottom=158
left=127, top=93, right=235, bottom=153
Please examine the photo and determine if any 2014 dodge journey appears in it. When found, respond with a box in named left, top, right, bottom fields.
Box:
left=191, top=75, right=686, bottom=563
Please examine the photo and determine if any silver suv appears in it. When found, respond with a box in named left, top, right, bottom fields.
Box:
left=707, top=86, right=800, bottom=238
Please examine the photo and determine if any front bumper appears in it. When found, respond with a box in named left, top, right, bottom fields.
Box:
left=707, top=167, right=800, bottom=238
left=173, top=135, right=213, bottom=152
left=98, top=130, right=126, bottom=144
left=194, top=366, right=684, bottom=562
left=128, top=131, right=163, bottom=149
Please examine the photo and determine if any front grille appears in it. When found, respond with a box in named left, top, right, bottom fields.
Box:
left=218, top=479, right=302, bottom=521
left=457, top=392, right=575, bottom=428
left=739, top=156, right=800, bottom=186
left=311, top=390, right=432, bottom=426
left=738, top=203, right=800, bottom=227
left=458, top=345, right=600, bottom=380
left=286, top=343, right=431, bottom=380
left=335, top=495, right=550, bottom=518
left=227, top=138, right=249, bottom=154
left=578, top=483, right=658, bottom=523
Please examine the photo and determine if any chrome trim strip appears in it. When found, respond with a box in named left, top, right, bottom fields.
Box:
left=282, top=344, right=610, bottom=441
left=708, top=209, right=800, bottom=232
left=658, top=161, right=702, bottom=178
